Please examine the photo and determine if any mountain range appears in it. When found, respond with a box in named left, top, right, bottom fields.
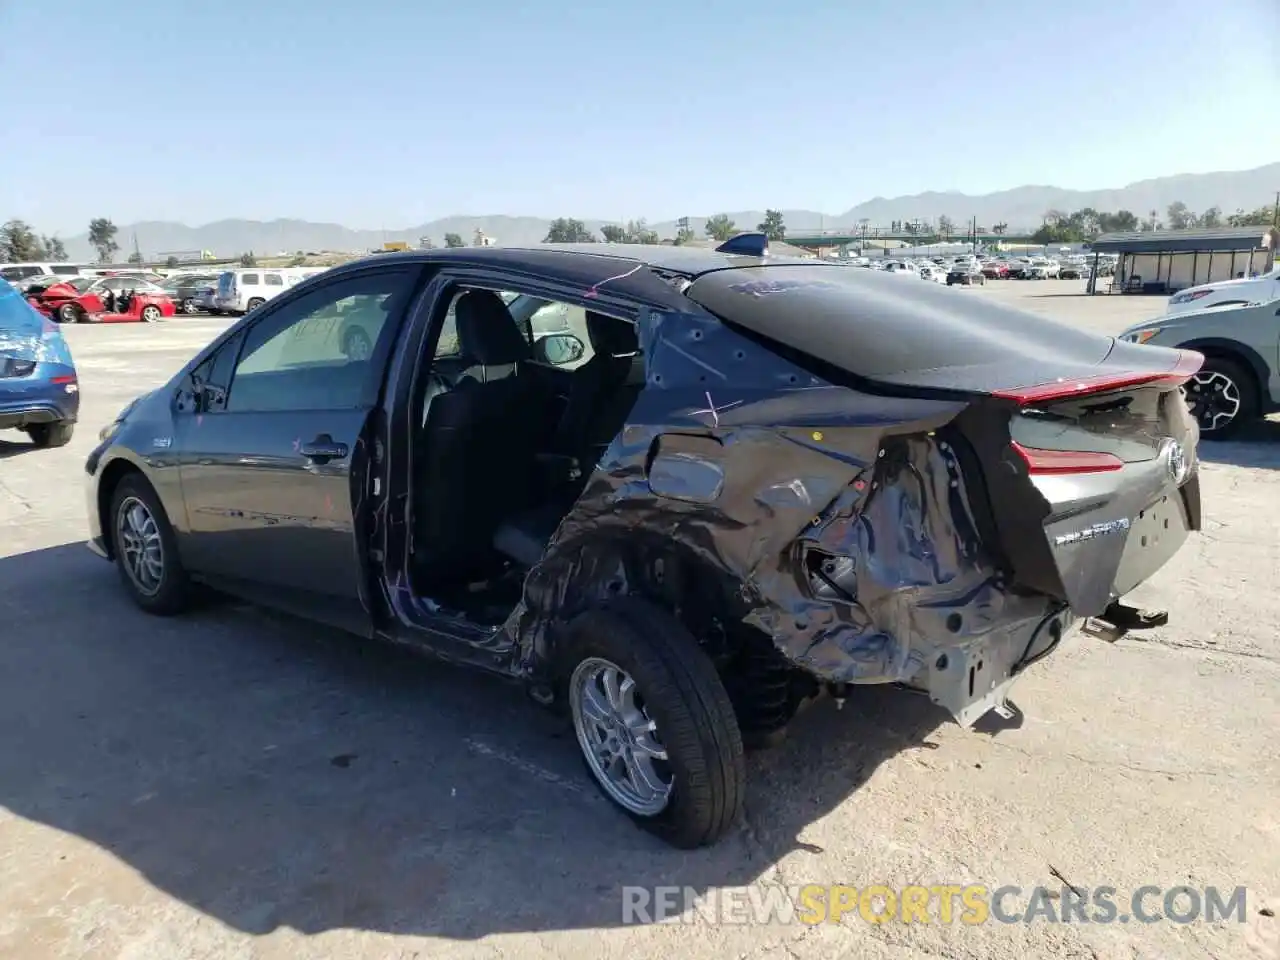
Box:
left=60, top=162, right=1279, bottom=261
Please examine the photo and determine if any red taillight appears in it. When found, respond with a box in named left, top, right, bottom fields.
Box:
left=50, top=374, right=76, bottom=384
left=1012, top=442, right=1124, bottom=475
left=994, top=351, right=1203, bottom=406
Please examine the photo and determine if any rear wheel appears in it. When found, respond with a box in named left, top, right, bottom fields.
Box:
left=1183, top=356, right=1258, bottom=439
left=562, top=599, right=744, bottom=848
left=26, top=421, right=74, bottom=448
left=140, top=305, right=162, bottom=322
left=246, top=297, right=265, bottom=312
left=109, top=474, right=193, bottom=615
left=58, top=303, right=81, bottom=324
left=182, top=298, right=199, bottom=315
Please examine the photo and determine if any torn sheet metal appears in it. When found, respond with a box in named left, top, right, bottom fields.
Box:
left=502, top=306, right=1059, bottom=722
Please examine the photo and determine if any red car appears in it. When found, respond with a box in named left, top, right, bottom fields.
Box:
left=28, top=275, right=176, bottom=324
left=981, top=262, right=1010, bottom=280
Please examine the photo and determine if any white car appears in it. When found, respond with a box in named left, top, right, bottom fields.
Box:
left=883, top=260, right=918, bottom=276
left=1025, top=258, right=1061, bottom=279
left=1166, top=271, right=1280, bottom=315
left=917, top=265, right=947, bottom=284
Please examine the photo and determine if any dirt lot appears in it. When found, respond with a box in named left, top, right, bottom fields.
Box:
left=1, top=282, right=1277, bottom=960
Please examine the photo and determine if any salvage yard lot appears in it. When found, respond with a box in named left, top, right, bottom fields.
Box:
left=1, top=282, right=1277, bottom=960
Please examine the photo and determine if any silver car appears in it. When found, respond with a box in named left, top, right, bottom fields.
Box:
left=1119, top=299, right=1280, bottom=437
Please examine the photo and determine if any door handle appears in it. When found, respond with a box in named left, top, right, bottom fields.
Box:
left=299, top=434, right=348, bottom=463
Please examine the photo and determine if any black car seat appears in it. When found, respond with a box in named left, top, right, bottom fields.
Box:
left=491, top=312, right=643, bottom=570
left=550, top=311, right=642, bottom=467
left=413, top=290, right=545, bottom=582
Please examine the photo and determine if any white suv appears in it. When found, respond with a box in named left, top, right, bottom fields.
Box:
left=1166, top=270, right=1280, bottom=315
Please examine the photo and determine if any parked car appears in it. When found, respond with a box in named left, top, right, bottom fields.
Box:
left=213, top=267, right=312, bottom=315
left=0, top=261, right=84, bottom=283
left=947, top=264, right=986, bottom=286
left=1119, top=298, right=1280, bottom=437
left=86, top=241, right=1204, bottom=847
left=1058, top=262, right=1085, bottom=280
left=29, top=276, right=176, bottom=324
left=1165, top=270, right=1280, bottom=315
left=0, top=279, right=79, bottom=448
left=1025, top=259, right=1061, bottom=279
left=917, top=265, right=946, bottom=284
left=161, top=273, right=221, bottom=315
left=980, top=262, right=1010, bottom=280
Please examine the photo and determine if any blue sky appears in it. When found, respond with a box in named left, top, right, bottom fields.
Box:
left=3, top=0, right=1277, bottom=234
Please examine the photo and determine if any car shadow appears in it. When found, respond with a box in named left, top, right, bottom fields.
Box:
left=0, top=541, right=951, bottom=940
left=0, top=435, right=34, bottom=458
left=1197, top=418, right=1280, bottom=470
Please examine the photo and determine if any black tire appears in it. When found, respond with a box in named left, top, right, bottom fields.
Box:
left=561, top=598, right=745, bottom=849
left=108, top=474, right=193, bottom=615
left=182, top=298, right=199, bottom=315
left=26, top=421, right=74, bottom=448
left=1185, top=356, right=1258, bottom=440
left=140, top=305, right=162, bottom=322
left=59, top=303, right=81, bottom=324
left=246, top=298, right=265, bottom=312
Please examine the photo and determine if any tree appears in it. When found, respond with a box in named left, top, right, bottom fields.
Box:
left=40, top=235, right=68, bottom=261
left=757, top=209, right=786, bottom=240
left=1166, top=201, right=1197, bottom=230
left=87, top=218, right=119, bottom=263
left=704, top=214, right=736, bottom=241
left=600, top=224, right=627, bottom=243
left=543, top=218, right=595, bottom=243
left=443, top=232, right=464, bottom=248
left=936, top=215, right=955, bottom=239
left=624, top=218, right=659, bottom=244
left=1226, top=205, right=1276, bottom=227
left=239, top=251, right=257, bottom=267
left=1200, top=207, right=1222, bottom=228
left=289, top=255, right=307, bottom=266
left=1099, top=209, right=1138, bottom=232
left=674, top=226, right=696, bottom=246
left=991, top=222, right=1008, bottom=235
left=0, top=220, right=47, bottom=262
left=127, top=251, right=144, bottom=264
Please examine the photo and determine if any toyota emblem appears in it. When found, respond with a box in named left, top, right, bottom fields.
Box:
left=1162, top=439, right=1189, bottom=485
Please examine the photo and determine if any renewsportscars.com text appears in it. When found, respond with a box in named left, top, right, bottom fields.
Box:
left=621, top=884, right=1249, bottom=926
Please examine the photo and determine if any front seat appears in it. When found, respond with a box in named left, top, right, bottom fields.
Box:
left=413, top=290, right=544, bottom=582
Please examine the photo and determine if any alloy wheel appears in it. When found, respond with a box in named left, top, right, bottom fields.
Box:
left=1182, top=371, right=1241, bottom=433
left=570, top=657, right=673, bottom=816
left=117, top=496, right=165, bottom=597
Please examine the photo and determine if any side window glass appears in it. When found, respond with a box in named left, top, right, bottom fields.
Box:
left=264, top=273, right=283, bottom=286
left=225, top=269, right=416, bottom=413
left=434, top=292, right=463, bottom=358
left=241, top=273, right=259, bottom=286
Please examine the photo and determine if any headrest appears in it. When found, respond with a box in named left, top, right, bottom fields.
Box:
left=455, top=291, right=530, bottom=366
left=585, top=311, right=638, bottom=357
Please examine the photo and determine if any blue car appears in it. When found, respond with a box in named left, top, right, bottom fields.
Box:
left=0, top=278, right=80, bottom=448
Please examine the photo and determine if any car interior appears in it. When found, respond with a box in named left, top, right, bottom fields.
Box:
left=410, top=285, right=645, bottom=618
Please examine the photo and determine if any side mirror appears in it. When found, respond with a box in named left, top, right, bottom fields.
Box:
left=534, top=332, right=586, bottom=366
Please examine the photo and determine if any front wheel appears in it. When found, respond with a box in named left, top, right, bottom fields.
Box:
left=109, top=474, right=193, bottom=615
left=140, top=305, right=161, bottom=322
left=182, top=298, right=199, bottom=315
left=26, top=421, right=74, bottom=448
left=562, top=599, right=744, bottom=848
left=59, top=303, right=81, bottom=324
left=1183, top=356, right=1258, bottom=439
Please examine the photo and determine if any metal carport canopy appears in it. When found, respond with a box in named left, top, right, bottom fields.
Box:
left=1089, top=227, right=1278, bottom=255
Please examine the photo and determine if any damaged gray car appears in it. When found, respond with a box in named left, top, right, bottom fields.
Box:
left=85, top=237, right=1204, bottom=848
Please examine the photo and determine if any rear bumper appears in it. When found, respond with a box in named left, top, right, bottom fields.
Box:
left=0, top=382, right=79, bottom=429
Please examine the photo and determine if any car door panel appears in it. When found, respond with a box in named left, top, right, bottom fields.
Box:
left=173, top=266, right=422, bottom=634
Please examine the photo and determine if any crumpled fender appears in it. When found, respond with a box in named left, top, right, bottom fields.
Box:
left=503, top=306, right=1054, bottom=697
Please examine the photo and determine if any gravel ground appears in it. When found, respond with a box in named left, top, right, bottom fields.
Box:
left=1, top=282, right=1277, bottom=960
